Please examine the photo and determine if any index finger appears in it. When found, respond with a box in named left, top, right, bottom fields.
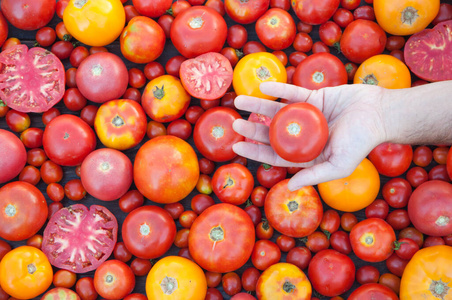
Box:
left=260, top=82, right=324, bottom=111
left=234, top=95, right=286, bottom=118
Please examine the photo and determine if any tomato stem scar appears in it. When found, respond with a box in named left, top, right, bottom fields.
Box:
left=27, top=263, right=37, bottom=274
left=436, top=216, right=450, bottom=227
left=287, top=201, right=299, bottom=212
left=161, top=276, right=178, bottom=295
left=312, top=71, right=325, bottom=83
left=401, top=7, right=419, bottom=25
left=283, top=280, right=296, bottom=293
left=209, top=226, right=224, bottom=242
left=287, top=122, right=301, bottom=136
left=74, top=0, right=87, bottom=9
left=211, top=126, right=224, bottom=139
left=5, top=204, right=16, bottom=217
left=112, top=115, right=125, bottom=127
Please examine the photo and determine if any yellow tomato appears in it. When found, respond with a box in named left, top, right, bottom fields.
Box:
left=400, top=245, right=452, bottom=300
left=0, top=246, right=53, bottom=300
left=256, top=262, right=311, bottom=300
left=233, top=52, right=287, bottom=100
left=318, top=158, right=380, bottom=212
left=141, top=75, right=192, bottom=123
left=374, top=0, right=440, bottom=36
left=354, top=54, right=411, bottom=89
left=145, top=256, right=207, bottom=300
left=63, top=0, right=126, bottom=47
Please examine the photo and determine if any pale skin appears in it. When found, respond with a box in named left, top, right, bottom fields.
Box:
left=232, top=81, right=452, bottom=191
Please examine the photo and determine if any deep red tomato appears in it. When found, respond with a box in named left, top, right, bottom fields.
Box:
left=222, top=272, right=242, bottom=296
left=333, top=8, right=354, bottom=28
left=350, top=218, right=396, bottom=262
left=19, top=165, right=40, bottom=186
left=386, top=35, right=406, bottom=52
left=432, top=3, right=452, bottom=25
left=132, top=0, right=172, bottom=18
left=130, top=258, right=153, bottom=277
left=251, top=239, right=282, bottom=271
left=353, top=5, right=375, bottom=21
left=224, top=0, right=270, bottom=24
left=205, top=0, right=225, bottom=16
left=0, top=129, right=26, bottom=184
left=40, top=160, right=63, bottom=184
left=122, top=205, right=176, bottom=259
left=256, top=164, right=287, bottom=189
left=269, top=102, right=329, bottom=162
left=394, top=238, right=419, bottom=260
left=291, top=0, right=339, bottom=25
left=80, top=104, right=100, bottom=126
left=167, top=119, right=192, bottom=140
left=42, top=204, right=118, bottom=273
left=341, top=212, right=358, bottom=231
left=398, top=227, right=424, bottom=248
left=205, top=288, right=223, bottom=300
left=113, top=242, right=133, bottom=263
left=265, top=179, right=323, bottom=238
left=212, top=163, right=254, bottom=205
left=368, top=142, right=413, bottom=177
left=423, top=236, right=446, bottom=247
left=385, top=252, right=409, bottom=277
left=308, top=249, right=355, bottom=297
left=293, top=52, right=347, bottom=90
left=118, top=190, right=144, bottom=214
left=157, top=14, right=174, bottom=38
left=5, top=110, right=30, bottom=132
left=304, top=231, right=330, bottom=253
left=382, top=177, right=412, bottom=208
left=276, top=235, right=296, bottom=252
left=319, top=21, right=342, bottom=47
left=69, top=46, right=89, bottom=68
left=94, top=260, right=135, bottom=300
left=241, top=267, right=260, bottom=292
left=250, top=186, right=267, bottom=207
left=405, top=166, right=428, bottom=188
left=65, top=179, right=86, bottom=200
left=320, top=210, right=341, bottom=235
left=286, top=246, right=311, bottom=270
left=170, top=6, right=227, bottom=58
left=348, top=283, right=398, bottom=300
left=76, top=277, right=98, bottom=300
left=46, top=183, right=64, bottom=203
left=43, top=114, right=96, bottom=166
left=429, top=164, right=451, bottom=182
left=356, top=265, right=380, bottom=284
left=242, top=41, right=267, bottom=55
left=255, top=8, right=296, bottom=50
left=124, top=5, right=141, bottom=23
left=188, top=203, right=255, bottom=273
left=27, top=148, right=47, bottom=167
left=292, top=32, right=313, bottom=53
left=340, top=19, right=387, bottom=64
left=36, top=27, right=56, bottom=47
left=128, top=68, right=146, bottom=89
left=144, top=61, right=165, bottom=81
left=256, top=220, right=274, bottom=240
left=227, top=24, right=248, bottom=49
left=51, top=41, right=74, bottom=60
left=365, top=199, right=390, bottom=219
left=63, top=88, right=87, bottom=111
left=330, top=231, right=352, bottom=255
left=412, top=145, right=433, bottom=167
left=1, top=0, right=55, bottom=30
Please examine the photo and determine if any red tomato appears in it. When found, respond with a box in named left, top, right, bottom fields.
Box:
left=43, top=114, right=96, bottom=166
left=227, top=24, right=248, bottom=49
left=19, top=165, right=40, bottom=186
left=212, top=163, right=254, bottom=205
left=387, top=209, right=411, bottom=230
left=356, top=265, right=380, bottom=284
left=222, top=272, right=242, bottom=296
left=255, top=8, right=296, bottom=50
left=286, top=246, right=311, bottom=270
left=265, top=179, right=323, bottom=238
left=63, top=88, right=87, bottom=111
left=122, top=205, right=176, bottom=259
left=350, top=218, right=396, bottom=262
left=130, top=258, right=152, bottom=277
left=42, top=204, right=118, bottom=273
left=144, top=61, right=165, bottom=81
left=291, top=0, right=339, bottom=25
left=348, top=283, right=398, bottom=300
left=354, top=5, right=375, bottom=21
left=224, top=0, right=270, bottom=24
left=365, top=199, right=390, bottom=219
left=319, top=21, right=342, bottom=47
left=180, top=52, right=233, bottom=100
left=170, top=6, right=227, bottom=58
left=251, top=240, right=281, bottom=271
left=406, top=166, right=428, bottom=188
left=0, top=129, right=26, bottom=183
left=256, top=164, right=287, bottom=189
left=188, top=203, right=255, bottom=273
left=308, top=249, right=355, bottom=297
left=304, top=231, right=330, bottom=253
left=269, top=102, right=328, bottom=163
left=382, top=177, right=412, bottom=208
left=132, top=0, right=172, bottom=18
left=330, top=230, right=352, bottom=255
left=333, top=8, right=354, bottom=28
left=0, top=45, right=65, bottom=113
left=293, top=52, right=347, bottom=89
left=368, top=142, right=413, bottom=177
left=1, top=0, right=55, bottom=30
left=76, top=277, right=98, bottom=300
left=94, top=260, right=135, bottom=300
left=340, top=19, right=387, bottom=64
left=432, top=3, right=452, bottom=25
left=241, top=267, right=260, bottom=292
left=51, top=40, right=74, bottom=60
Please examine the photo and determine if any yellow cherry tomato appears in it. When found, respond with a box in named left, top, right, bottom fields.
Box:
left=233, top=52, right=287, bottom=100
left=400, top=245, right=452, bottom=300
left=318, top=158, right=380, bottom=212
left=374, top=0, right=440, bottom=36
left=256, top=262, right=312, bottom=300
left=63, top=0, right=126, bottom=47
left=0, top=246, right=53, bottom=300
left=145, top=256, right=207, bottom=300
left=354, top=54, right=411, bottom=89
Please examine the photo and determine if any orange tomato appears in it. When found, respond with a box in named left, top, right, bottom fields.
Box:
left=0, top=246, right=53, bottom=299
left=318, top=158, right=380, bottom=212
left=94, top=99, right=147, bottom=150
left=354, top=54, right=411, bottom=89
left=145, top=256, right=207, bottom=300
left=400, top=245, right=452, bottom=300
left=374, top=0, right=440, bottom=36
left=256, top=262, right=312, bottom=300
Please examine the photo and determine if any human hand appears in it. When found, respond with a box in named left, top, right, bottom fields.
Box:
left=232, top=82, right=389, bottom=190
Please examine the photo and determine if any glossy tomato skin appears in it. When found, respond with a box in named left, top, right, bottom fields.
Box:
left=368, top=142, right=413, bottom=177
left=0, top=11, right=8, bottom=48
left=269, top=102, right=328, bottom=163
left=1, top=0, right=55, bottom=30
left=224, top=0, right=270, bottom=24
left=0, top=129, right=26, bottom=183
left=0, top=181, right=48, bottom=241
left=265, top=179, right=323, bottom=238
left=256, top=164, right=287, bottom=189
left=194, top=107, right=244, bottom=162
left=94, top=260, right=135, bottom=300
left=255, top=8, right=296, bottom=50
left=132, top=0, right=171, bottom=18
left=251, top=240, right=281, bottom=271
left=134, top=135, right=199, bottom=204
left=348, top=283, right=398, bottom=300
left=170, top=6, right=227, bottom=58
left=212, top=163, right=254, bottom=205
left=188, top=203, right=255, bottom=273
left=291, top=0, right=339, bottom=25
left=43, top=114, right=96, bottom=166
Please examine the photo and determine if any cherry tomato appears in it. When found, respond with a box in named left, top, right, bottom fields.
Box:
left=365, top=199, right=390, bottom=219
left=64, top=179, right=86, bottom=201
left=330, top=230, right=352, bottom=255
left=256, top=219, right=274, bottom=240
left=382, top=177, right=412, bottom=208
left=227, top=24, right=248, bottom=49
left=251, top=240, right=281, bottom=271
left=356, top=265, right=380, bottom=284
left=222, top=272, right=242, bottom=296
left=130, top=258, right=153, bottom=277
left=76, top=277, right=98, bottom=300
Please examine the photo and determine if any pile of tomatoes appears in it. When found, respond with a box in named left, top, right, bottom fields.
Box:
left=0, top=0, right=452, bottom=299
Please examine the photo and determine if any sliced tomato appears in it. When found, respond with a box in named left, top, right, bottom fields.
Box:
left=42, top=204, right=118, bottom=274
left=0, top=45, right=65, bottom=113
left=180, top=52, right=233, bottom=100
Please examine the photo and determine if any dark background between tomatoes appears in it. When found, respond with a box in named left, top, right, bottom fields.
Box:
left=2, top=0, right=452, bottom=299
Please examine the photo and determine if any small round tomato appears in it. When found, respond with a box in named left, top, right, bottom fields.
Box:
left=224, top=0, right=269, bottom=24
left=64, top=179, right=86, bottom=201
left=365, top=199, right=390, bottom=219
left=349, top=283, right=398, bottom=300
left=256, top=164, right=287, bottom=189
left=227, top=24, right=248, bottom=49
left=319, top=21, right=342, bottom=47
left=222, top=272, right=242, bottom=297
left=330, top=230, right=352, bottom=255
left=233, top=52, right=287, bottom=100
left=382, top=177, right=412, bottom=208
left=291, top=0, right=339, bottom=25
left=63, top=0, right=126, bottom=46
left=368, top=142, right=413, bottom=177
left=354, top=5, right=376, bottom=21
left=212, top=163, right=254, bottom=205
left=241, top=267, right=260, bottom=292
left=130, top=258, right=153, bottom=277
left=256, top=220, right=274, bottom=240
left=63, top=88, right=87, bottom=111
left=251, top=240, right=281, bottom=271
left=76, top=277, right=98, bottom=300
left=255, top=8, right=296, bottom=50
left=0, top=129, right=27, bottom=184
left=53, top=269, right=77, bottom=288
left=19, top=165, right=40, bottom=186
left=40, top=160, right=63, bottom=184
left=36, top=27, right=56, bottom=47
left=387, top=208, right=411, bottom=230
left=5, top=110, right=30, bottom=133
left=333, top=8, right=354, bottom=28
left=356, top=266, right=380, bottom=284
left=304, top=231, right=330, bottom=253
left=94, top=260, right=135, bottom=300
left=286, top=247, right=311, bottom=270
left=146, top=256, right=207, bottom=300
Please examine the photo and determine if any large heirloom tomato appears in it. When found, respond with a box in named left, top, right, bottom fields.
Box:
left=0, top=181, right=48, bottom=241
left=0, top=129, right=26, bottom=183
left=256, top=263, right=311, bottom=300
left=132, top=0, right=172, bottom=18
left=1, top=0, right=55, bottom=31
left=42, top=204, right=118, bottom=273
left=400, top=245, right=452, bottom=300
left=224, top=0, right=270, bottom=24
left=291, top=0, right=340, bottom=25
left=146, top=256, right=207, bottom=300
left=63, top=0, right=126, bottom=47
left=408, top=180, right=452, bottom=237
left=212, top=163, right=254, bottom=205
left=170, top=6, right=227, bottom=58
left=120, top=16, right=166, bottom=64
left=350, top=218, right=396, bottom=262
left=134, top=135, right=199, bottom=204
left=374, top=0, right=440, bottom=36
left=233, top=52, right=287, bottom=100
left=94, top=99, right=147, bottom=150
left=368, top=142, right=413, bottom=177
left=0, top=45, right=65, bottom=113
left=349, top=283, right=398, bottom=300
left=265, top=179, right=323, bottom=238
left=188, top=203, right=255, bottom=273
left=42, top=288, right=81, bottom=300
left=141, top=75, right=191, bottom=123
left=43, top=114, right=96, bottom=166
left=354, top=54, right=411, bottom=89
left=255, top=8, right=296, bottom=50
left=193, top=107, right=244, bottom=162
left=0, top=246, right=53, bottom=300
left=318, top=158, right=380, bottom=212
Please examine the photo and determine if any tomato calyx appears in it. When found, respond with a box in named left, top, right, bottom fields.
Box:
left=91, top=64, right=104, bottom=77
left=282, top=280, right=296, bottom=293
left=112, top=115, right=125, bottom=127
left=435, top=216, right=450, bottom=227
left=362, top=74, right=379, bottom=86
left=429, top=279, right=450, bottom=299
left=392, top=240, right=406, bottom=250
left=27, top=263, right=37, bottom=274
left=211, top=126, right=225, bottom=139
left=322, top=229, right=331, bottom=239
left=189, top=17, right=204, bottom=29
left=287, top=200, right=299, bottom=212
left=287, top=122, right=301, bottom=136
left=262, top=219, right=270, bottom=230
left=0, top=100, right=5, bottom=107
left=153, top=85, right=165, bottom=100
left=256, top=66, right=271, bottom=80
left=401, top=7, right=419, bottom=26
left=140, top=223, right=151, bottom=236
left=223, top=176, right=234, bottom=189
left=74, top=0, right=88, bottom=9
left=312, top=71, right=325, bottom=84
left=209, top=226, right=224, bottom=242
left=161, top=276, right=178, bottom=295
left=5, top=204, right=16, bottom=217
